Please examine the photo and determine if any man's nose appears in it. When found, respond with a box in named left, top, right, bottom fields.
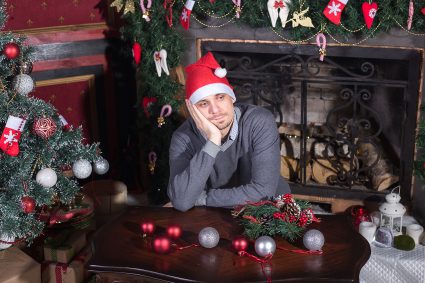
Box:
left=209, top=102, right=219, bottom=114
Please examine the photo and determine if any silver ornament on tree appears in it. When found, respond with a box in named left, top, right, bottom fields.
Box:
left=13, top=74, right=34, bottom=95
left=0, top=234, right=15, bottom=250
left=36, top=168, right=58, bottom=188
left=198, top=227, right=220, bottom=248
left=254, top=236, right=276, bottom=257
left=303, top=229, right=325, bottom=251
left=93, top=157, right=109, bottom=175
left=72, top=159, right=92, bottom=179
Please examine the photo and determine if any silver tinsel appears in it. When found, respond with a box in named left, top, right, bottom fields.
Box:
left=0, top=234, right=15, bottom=250
left=72, top=159, right=92, bottom=179
left=198, top=227, right=220, bottom=248
left=303, top=229, right=325, bottom=251
left=254, top=236, right=276, bottom=257
left=93, top=157, right=109, bottom=175
left=13, top=74, right=34, bottom=95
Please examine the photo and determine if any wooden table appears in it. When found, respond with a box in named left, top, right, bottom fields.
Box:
left=88, top=206, right=370, bottom=283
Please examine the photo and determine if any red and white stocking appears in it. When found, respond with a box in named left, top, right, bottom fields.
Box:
left=180, top=0, right=195, bottom=30
left=323, top=0, right=348, bottom=25
left=0, top=115, right=27, bottom=156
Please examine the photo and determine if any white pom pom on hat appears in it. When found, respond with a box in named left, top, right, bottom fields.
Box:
left=214, top=67, right=227, bottom=78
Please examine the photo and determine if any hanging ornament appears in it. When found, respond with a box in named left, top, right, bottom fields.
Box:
left=232, top=0, right=241, bottom=18
left=198, top=227, right=220, bottom=248
left=132, top=42, right=142, bottom=65
left=361, top=2, right=378, bottom=29
left=267, top=0, right=291, bottom=28
left=33, top=117, right=57, bottom=139
left=163, top=0, right=174, bottom=27
left=180, top=0, right=195, bottom=30
left=36, top=168, right=58, bottom=188
left=142, top=97, right=157, bottom=118
left=13, top=74, right=34, bottom=95
left=93, top=157, right=109, bottom=175
left=19, top=61, right=33, bottom=75
left=0, top=115, right=27, bottom=157
left=140, top=0, right=152, bottom=22
left=157, top=104, right=172, bottom=128
left=316, top=33, right=327, bottom=61
left=254, top=236, right=276, bottom=257
left=72, top=159, right=92, bottom=179
left=140, top=220, right=156, bottom=235
left=288, top=6, right=314, bottom=28
left=2, top=42, right=20, bottom=59
left=303, top=229, right=325, bottom=251
left=153, top=235, right=171, bottom=253
left=407, top=0, right=414, bottom=30
left=153, top=49, right=170, bottom=77
left=0, top=234, right=15, bottom=250
left=148, top=151, right=157, bottom=174
left=323, top=0, right=349, bottom=25
left=167, top=225, right=182, bottom=239
left=422, top=7, right=425, bottom=15
left=21, top=196, right=36, bottom=214
left=232, top=236, right=249, bottom=252
left=110, top=0, right=135, bottom=14
left=58, top=114, right=71, bottom=131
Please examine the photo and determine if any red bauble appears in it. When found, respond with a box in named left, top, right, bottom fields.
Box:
left=3, top=42, right=20, bottom=59
left=21, top=196, right=36, bottom=213
left=132, top=42, right=142, bottom=65
left=33, top=117, right=57, bottom=139
left=153, top=235, right=171, bottom=254
left=421, top=7, right=425, bottom=15
left=232, top=236, right=249, bottom=252
left=140, top=221, right=155, bottom=235
left=166, top=225, right=182, bottom=239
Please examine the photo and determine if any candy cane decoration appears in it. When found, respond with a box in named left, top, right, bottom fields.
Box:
left=157, top=104, right=172, bottom=127
left=232, top=0, right=241, bottom=18
left=148, top=151, right=157, bottom=174
left=163, top=0, right=174, bottom=27
left=407, top=0, right=414, bottom=30
left=316, top=33, right=327, bottom=62
left=140, top=0, right=152, bottom=22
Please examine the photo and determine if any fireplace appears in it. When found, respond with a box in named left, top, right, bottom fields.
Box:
left=198, top=39, right=423, bottom=211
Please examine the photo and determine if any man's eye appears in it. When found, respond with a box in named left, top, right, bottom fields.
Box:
left=217, top=95, right=224, bottom=100
left=199, top=102, right=207, bottom=107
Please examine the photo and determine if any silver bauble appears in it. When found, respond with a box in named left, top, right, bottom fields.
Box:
left=0, top=234, right=15, bottom=250
left=36, top=168, right=57, bottom=188
left=72, top=159, right=92, bottom=179
left=93, top=157, right=109, bottom=175
left=254, top=236, right=276, bottom=257
left=303, top=229, right=325, bottom=251
left=13, top=74, right=34, bottom=95
left=198, top=227, right=220, bottom=248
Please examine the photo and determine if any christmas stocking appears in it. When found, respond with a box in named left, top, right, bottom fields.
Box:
left=323, top=0, right=348, bottom=25
left=180, top=0, right=195, bottom=30
left=0, top=115, right=27, bottom=156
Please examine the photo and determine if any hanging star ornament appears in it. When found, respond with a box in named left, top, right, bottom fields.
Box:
left=110, top=0, right=135, bottom=14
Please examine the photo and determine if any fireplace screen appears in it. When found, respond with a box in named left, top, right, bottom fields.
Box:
left=200, top=40, right=422, bottom=202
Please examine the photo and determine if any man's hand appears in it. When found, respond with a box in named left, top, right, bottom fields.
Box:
left=185, top=99, right=221, bottom=145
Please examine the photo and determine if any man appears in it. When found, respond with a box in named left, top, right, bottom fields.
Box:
left=167, top=52, right=290, bottom=212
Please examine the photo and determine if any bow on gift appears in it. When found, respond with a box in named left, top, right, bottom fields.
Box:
left=153, top=49, right=170, bottom=77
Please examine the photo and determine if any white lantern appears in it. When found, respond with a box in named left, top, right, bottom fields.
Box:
left=379, top=187, right=406, bottom=236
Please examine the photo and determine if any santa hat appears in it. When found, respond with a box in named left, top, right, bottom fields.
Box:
left=185, top=52, right=236, bottom=104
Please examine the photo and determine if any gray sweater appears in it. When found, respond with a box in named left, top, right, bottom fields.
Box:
left=167, top=103, right=290, bottom=212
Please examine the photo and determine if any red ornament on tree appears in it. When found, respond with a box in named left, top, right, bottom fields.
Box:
left=3, top=42, right=20, bottom=59
left=153, top=235, right=171, bottom=254
left=232, top=236, right=249, bottom=252
left=422, top=7, right=425, bottom=15
left=21, top=196, right=36, bottom=213
left=362, top=2, right=378, bottom=29
left=132, top=42, right=142, bottom=65
left=33, top=117, right=57, bottom=139
left=140, top=220, right=155, bottom=235
left=166, top=224, right=182, bottom=239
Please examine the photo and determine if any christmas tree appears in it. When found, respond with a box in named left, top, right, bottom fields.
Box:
left=0, top=1, right=107, bottom=248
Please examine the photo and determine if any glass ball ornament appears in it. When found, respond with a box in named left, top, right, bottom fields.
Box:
left=21, top=196, right=36, bottom=213
left=140, top=221, right=155, bottom=235
left=13, top=74, right=34, bottom=95
left=93, top=157, right=109, bottom=175
left=36, top=168, right=58, bottom=188
left=232, top=236, right=249, bottom=252
left=33, top=117, right=57, bottom=139
left=166, top=225, right=182, bottom=239
left=303, top=229, right=325, bottom=251
left=198, top=227, right=220, bottom=248
left=20, top=61, right=33, bottom=74
left=254, top=236, right=276, bottom=257
left=0, top=234, right=15, bottom=250
left=153, top=235, right=171, bottom=254
left=3, top=42, right=20, bottom=59
left=72, top=159, right=92, bottom=179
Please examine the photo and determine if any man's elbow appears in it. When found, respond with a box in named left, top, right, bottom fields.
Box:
left=171, top=200, right=194, bottom=212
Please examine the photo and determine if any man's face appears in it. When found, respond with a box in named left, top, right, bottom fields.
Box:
left=195, top=93, right=235, bottom=131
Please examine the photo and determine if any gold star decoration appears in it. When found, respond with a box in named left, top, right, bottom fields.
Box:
left=110, top=0, right=135, bottom=14
left=41, top=1, right=47, bottom=9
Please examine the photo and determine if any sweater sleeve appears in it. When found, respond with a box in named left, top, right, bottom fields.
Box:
left=206, top=109, right=282, bottom=207
left=167, top=132, right=218, bottom=212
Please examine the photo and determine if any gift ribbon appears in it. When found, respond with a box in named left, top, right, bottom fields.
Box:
left=277, top=246, right=323, bottom=255
left=171, top=243, right=200, bottom=250
left=316, top=33, right=326, bottom=61
left=232, top=0, right=241, bottom=18
left=54, top=262, right=68, bottom=283
left=140, top=0, right=152, bottom=21
left=157, top=104, right=172, bottom=127
left=238, top=251, right=273, bottom=283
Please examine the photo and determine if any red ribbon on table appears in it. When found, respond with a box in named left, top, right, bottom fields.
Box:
left=238, top=251, right=273, bottom=283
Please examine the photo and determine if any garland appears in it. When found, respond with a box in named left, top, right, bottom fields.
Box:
left=231, top=194, right=319, bottom=241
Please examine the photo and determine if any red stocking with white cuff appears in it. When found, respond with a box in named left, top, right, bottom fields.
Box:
left=0, top=115, right=27, bottom=156
left=323, top=0, right=348, bottom=25
left=180, top=0, right=195, bottom=30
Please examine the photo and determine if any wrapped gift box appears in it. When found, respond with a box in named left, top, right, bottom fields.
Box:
left=43, top=231, right=86, bottom=264
left=0, top=246, right=41, bottom=283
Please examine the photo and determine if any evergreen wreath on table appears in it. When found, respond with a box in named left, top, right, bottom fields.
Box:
left=231, top=194, right=319, bottom=241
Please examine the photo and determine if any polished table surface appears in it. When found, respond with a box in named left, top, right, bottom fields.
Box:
left=88, top=206, right=370, bottom=283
